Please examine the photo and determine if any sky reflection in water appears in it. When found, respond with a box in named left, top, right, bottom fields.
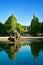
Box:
left=0, top=41, right=43, bottom=65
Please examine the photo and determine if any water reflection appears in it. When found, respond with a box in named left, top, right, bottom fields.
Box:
left=30, top=41, right=43, bottom=59
left=0, top=43, right=20, bottom=60
left=0, top=40, right=43, bottom=62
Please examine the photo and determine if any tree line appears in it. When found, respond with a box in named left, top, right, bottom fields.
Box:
left=0, top=14, right=24, bottom=36
left=0, top=14, right=43, bottom=36
left=28, top=14, right=43, bottom=36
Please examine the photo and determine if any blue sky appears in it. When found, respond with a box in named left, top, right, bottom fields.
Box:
left=0, top=0, right=43, bottom=26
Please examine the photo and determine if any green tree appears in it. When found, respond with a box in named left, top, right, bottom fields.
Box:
left=31, top=14, right=39, bottom=35
left=16, top=23, right=24, bottom=35
left=37, top=22, right=43, bottom=36
left=4, top=14, right=17, bottom=35
left=28, top=25, right=31, bottom=34
left=0, top=22, right=6, bottom=36
left=41, top=22, right=43, bottom=33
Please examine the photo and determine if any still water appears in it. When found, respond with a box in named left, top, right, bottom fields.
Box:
left=0, top=40, right=43, bottom=65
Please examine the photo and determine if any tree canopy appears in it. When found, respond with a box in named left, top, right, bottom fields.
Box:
left=31, top=15, right=39, bottom=35
left=16, top=23, right=24, bottom=35
left=0, top=14, right=43, bottom=36
left=28, top=14, right=43, bottom=36
left=4, top=14, right=17, bottom=35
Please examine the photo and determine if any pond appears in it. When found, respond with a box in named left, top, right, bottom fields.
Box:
left=0, top=40, right=43, bottom=65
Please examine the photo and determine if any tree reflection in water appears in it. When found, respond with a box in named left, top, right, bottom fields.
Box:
left=30, top=41, right=43, bottom=59
left=0, top=42, right=20, bottom=60
left=0, top=40, right=43, bottom=61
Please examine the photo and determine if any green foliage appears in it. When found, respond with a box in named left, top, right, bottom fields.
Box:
left=4, top=14, right=17, bottom=35
left=28, top=14, right=43, bottom=36
left=16, top=23, right=24, bottom=35
left=0, top=14, right=24, bottom=36
left=28, top=25, right=31, bottom=34
left=0, top=22, right=6, bottom=36
left=31, top=15, right=39, bottom=35
left=41, top=22, right=43, bottom=33
left=22, top=26, right=27, bottom=30
left=0, top=14, right=43, bottom=36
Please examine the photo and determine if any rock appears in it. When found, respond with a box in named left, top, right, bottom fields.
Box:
left=14, top=30, right=21, bottom=43
left=8, top=30, right=21, bottom=43
left=8, top=34, right=15, bottom=42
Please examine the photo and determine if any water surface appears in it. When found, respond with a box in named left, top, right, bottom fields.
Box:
left=0, top=40, right=43, bottom=65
